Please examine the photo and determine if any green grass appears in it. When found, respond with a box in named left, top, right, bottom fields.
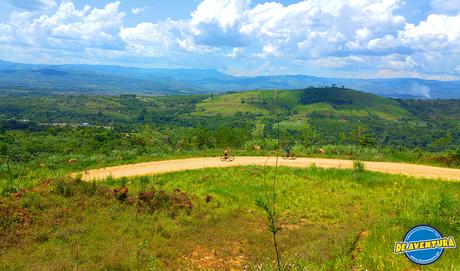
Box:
left=1, top=166, right=458, bottom=270
left=193, top=91, right=270, bottom=116
left=276, top=120, right=306, bottom=131
left=293, top=102, right=335, bottom=115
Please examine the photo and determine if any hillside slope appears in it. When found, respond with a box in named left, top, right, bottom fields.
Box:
left=195, top=88, right=409, bottom=120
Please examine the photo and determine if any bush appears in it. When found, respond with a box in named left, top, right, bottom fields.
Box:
left=20, top=192, right=45, bottom=210
left=53, top=177, right=75, bottom=198
left=0, top=179, right=18, bottom=197
left=82, top=181, right=98, bottom=196
left=353, top=160, right=365, bottom=173
left=138, top=188, right=192, bottom=215
left=119, top=176, right=128, bottom=186
left=52, top=177, right=99, bottom=198
left=434, top=149, right=460, bottom=165
left=445, top=149, right=460, bottom=165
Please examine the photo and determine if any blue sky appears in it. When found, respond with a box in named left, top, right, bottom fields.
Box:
left=0, top=0, right=459, bottom=80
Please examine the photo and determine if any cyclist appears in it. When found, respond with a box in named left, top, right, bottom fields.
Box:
left=223, top=146, right=230, bottom=159
left=284, top=144, right=292, bottom=157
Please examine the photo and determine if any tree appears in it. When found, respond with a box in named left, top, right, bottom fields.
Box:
left=137, top=108, right=147, bottom=122
left=301, top=121, right=320, bottom=146
left=215, top=127, right=249, bottom=148
left=192, top=128, right=215, bottom=149
left=350, top=123, right=376, bottom=147
left=252, top=121, right=265, bottom=140
left=358, top=134, right=377, bottom=147
left=429, top=133, right=452, bottom=150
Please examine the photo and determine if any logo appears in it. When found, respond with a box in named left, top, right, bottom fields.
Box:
left=394, top=225, right=456, bottom=265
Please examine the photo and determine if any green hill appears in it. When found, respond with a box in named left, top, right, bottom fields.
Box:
left=194, top=87, right=410, bottom=121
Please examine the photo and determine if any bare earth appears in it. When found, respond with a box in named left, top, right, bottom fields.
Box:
left=79, top=156, right=460, bottom=182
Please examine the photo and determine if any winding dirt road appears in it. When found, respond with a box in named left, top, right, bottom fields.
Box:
left=79, top=156, right=460, bottom=182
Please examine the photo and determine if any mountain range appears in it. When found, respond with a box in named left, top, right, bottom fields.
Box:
left=1, top=59, right=460, bottom=99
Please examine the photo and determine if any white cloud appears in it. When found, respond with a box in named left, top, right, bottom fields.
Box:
left=238, top=0, right=407, bottom=58
left=306, top=55, right=365, bottom=69
left=189, top=0, right=250, bottom=47
left=2, top=1, right=125, bottom=50
left=380, top=54, right=417, bottom=70
left=367, top=35, right=399, bottom=51
left=355, top=27, right=372, bottom=41
left=226, top=47, right=243, bottom=58
left=262, top=44, right=279, bottom=56
left=225, top=60, right=281, bottom=76
left=191, top=0, right=250, bottom=29
left=376, top=69, right=459, bottom=81
left=131, top=6, right=148, bottom=15
left=0, top=23, right=14, bottom=43
left=399, top=14, right=460, bottom=50
left=120, top=20, right=194, bottom=56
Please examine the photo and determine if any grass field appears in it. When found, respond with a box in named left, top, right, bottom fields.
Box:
left=1, top=166, right=458, bottom=270
left=193, top=91, right=270, bottom=116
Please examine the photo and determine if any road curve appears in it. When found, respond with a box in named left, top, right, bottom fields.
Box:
left=79, top=156, right=460, bottom=182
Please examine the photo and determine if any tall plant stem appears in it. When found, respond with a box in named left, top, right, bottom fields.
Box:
left=273, top=92, right=281, bottom=271
left=258, top=92, right=282, bottom=271
left=273, top=232, right=281, bottom=271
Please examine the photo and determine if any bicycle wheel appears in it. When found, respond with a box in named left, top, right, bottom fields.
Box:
left=220, top=156, right=226, bottom=162
left=290, top=153, right=297, bottom=160
left=228, top=155, right=234, bottom=161
left=282, top=153, right=288, bottom=159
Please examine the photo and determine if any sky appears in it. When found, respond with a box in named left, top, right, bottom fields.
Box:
left=0, top=0, right=459, bottom=80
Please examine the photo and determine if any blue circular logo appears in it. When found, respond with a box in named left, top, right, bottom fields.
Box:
left=404, top=225, right=443, bottom=265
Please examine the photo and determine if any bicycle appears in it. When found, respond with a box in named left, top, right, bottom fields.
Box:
left=220, top=154, right=234, bottom=162
left=282, top=152, right=297, bottom=160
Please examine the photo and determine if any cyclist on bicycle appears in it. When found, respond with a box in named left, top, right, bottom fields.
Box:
left=223, top=147, right=230, bottom=159
left=284, top=144, right=292, bottom=156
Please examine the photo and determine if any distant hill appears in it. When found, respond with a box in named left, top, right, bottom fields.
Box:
left=1, top=59, right=460, bottom=98
left=194, top=88, right=410, bottom=121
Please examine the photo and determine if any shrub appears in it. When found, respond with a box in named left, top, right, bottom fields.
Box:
left=82, top=181, right=98, bottom=196
left=52, top=177, right=99, bottom=198
left=119, top=176, right=128, bottom=186
left=353, top=160, right=365, bottom=173
left=138, top=188, right=192, bottom=215
left=20, top=192, right=45, bottom=210
left=53, top=177, right=76, bottom=198
left=0, top=180, right=18, bottom=197
left=445, top=149, right=460, bottom=165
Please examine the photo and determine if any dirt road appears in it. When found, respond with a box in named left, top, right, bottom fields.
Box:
left=79, top=156, right=460, bottom=181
